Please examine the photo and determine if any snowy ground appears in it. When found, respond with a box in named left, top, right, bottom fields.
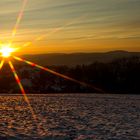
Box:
left=0, top=94, right=139, bottom=140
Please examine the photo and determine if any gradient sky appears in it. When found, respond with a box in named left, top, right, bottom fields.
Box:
left=0, top=0, right=140, bottom=54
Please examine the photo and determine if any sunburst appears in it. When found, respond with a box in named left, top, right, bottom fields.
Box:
left=0, top=44, right=14, bottom=58
left=0, top=0, right=104, bottom=122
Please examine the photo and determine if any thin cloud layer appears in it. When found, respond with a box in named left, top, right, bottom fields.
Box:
left=0, top=0, right=140, bottom=53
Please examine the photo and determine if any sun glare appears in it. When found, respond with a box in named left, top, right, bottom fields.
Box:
left=0, top=44, right=15, bottom=58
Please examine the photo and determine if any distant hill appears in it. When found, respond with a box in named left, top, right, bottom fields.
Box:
left=19, top=51, right=140, bottom=66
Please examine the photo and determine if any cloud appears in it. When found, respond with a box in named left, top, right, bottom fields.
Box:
left=0, top=0, right=140, bottom=52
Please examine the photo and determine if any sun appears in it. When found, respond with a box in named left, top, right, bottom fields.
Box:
left=0, top=44, right=15, bottom=58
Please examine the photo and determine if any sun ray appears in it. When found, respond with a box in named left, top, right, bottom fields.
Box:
left=10, top=0, right=28, bottom=43
left=13, top=56, right=104, bottom=93
left=0, top=59, right=4, bottom=70
left=8, top=61, right=37, bottom=121
left=22, top=14, right=87, bottom=48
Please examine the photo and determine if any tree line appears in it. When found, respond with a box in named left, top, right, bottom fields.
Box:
left=0, top=56, right=140, bottom=94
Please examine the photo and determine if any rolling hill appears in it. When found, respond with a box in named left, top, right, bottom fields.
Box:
left=18, top=51, right=140, bottom=66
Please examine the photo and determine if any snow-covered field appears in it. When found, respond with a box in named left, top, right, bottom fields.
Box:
left=0, top=94, right=139, bottom=140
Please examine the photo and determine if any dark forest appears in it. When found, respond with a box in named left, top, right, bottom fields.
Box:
left=0, top=56, right=140, bottom=94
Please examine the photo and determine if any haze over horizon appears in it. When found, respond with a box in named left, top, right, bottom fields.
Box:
left=0, top=0, right=140, bottom=54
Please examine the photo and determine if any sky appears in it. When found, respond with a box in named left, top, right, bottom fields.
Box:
left=0, top=0, right=140, bottom=54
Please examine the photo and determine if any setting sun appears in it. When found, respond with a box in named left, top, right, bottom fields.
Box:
left=0, top=44, right=15, bottom=58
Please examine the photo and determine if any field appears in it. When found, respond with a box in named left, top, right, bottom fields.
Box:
left=0, top=94, right=139, bottom=140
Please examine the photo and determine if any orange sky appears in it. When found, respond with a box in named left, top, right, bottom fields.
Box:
left=0, top=0, right=140, bottom=54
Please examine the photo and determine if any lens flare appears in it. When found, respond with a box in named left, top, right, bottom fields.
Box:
left=10, top=0, right=28, bottom=43
left=21, top=14, right=87, bottom=48
left=13, top=56, right=104, bottom=93
left=0, top=60, right=4, bottom=70
left=8, top=61, right=37, bottom=121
